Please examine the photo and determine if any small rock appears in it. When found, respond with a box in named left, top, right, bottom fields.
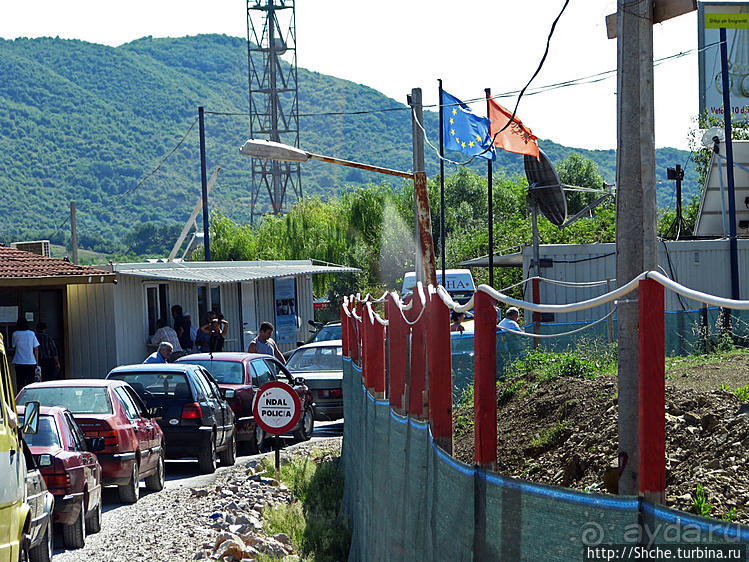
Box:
left=684, top=412, right=701, bottom=426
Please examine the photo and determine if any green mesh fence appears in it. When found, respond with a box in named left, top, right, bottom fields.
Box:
left=342, top=358, right=749, bottom=561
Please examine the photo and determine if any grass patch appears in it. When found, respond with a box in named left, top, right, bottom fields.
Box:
left=508, top=347, right=611, bottom=385
left=693, top=483, right=712, bottom=518
left=454, top=383, right=475, bottom=433
left=733, top=385, right=749, bottom=402
left=531, top=420, right=570, bottom=448
left=260, top=449, right=351, bottom=561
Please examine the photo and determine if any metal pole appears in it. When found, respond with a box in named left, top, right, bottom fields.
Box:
left=615, top=0, right=657, bottom=496
left=199, top=107, right=210, bottom=261
left=70, top=201, right=78, bottom=265
left=720, top=27, right=740, bottom=301
left=485, top=88, right=494, bottom=288
left=439, top=80, right=446, bottom=282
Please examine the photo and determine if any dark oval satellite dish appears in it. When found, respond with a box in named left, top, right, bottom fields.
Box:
left=524, top=149, right=567, bottom=227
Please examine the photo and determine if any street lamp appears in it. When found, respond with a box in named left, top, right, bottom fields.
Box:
left=239, top=139, right=413, bottom=179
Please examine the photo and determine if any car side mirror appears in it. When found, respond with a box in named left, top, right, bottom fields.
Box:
left=221, top=389, right=235, bottom=399
left=294, top=376, right=306, bottom=386
left=21, top=401, right=40, bottom=435
left=85, top=437, right=106, bottom=452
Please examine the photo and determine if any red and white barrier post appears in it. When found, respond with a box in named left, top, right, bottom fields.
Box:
left=427, top=289, right=453, bottom=454
left=638, top=278, right=665, bottom=503
left=386, top=293, right=408, bottom=414
left=474, top=291, right=497, bottom=470
left=409, top=287, right=427, bottom=419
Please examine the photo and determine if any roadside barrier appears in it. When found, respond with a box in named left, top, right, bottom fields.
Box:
left=340, top=272, right=749, bottom=561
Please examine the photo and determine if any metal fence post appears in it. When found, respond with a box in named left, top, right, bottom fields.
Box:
left=639, top=278, right=665, bottom=503
left=341, top=301, right=350, bottom=358
left=474, top=291, right=497, bottom=470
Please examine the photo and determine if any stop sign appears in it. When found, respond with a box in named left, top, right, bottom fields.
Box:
left=253, top=380, right=302, bottom=435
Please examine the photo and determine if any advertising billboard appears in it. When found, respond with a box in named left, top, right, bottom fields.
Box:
left=698, top=2, right=749, bottom=122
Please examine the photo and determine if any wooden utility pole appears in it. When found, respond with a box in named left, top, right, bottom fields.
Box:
left=70, top=201, right=78, bottom=265
left=409, top=88, right=437, bottom=287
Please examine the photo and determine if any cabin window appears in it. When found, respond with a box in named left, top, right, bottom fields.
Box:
left=145, top=283, right=169, bottom=340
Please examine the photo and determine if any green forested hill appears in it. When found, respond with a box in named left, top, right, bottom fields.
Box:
left=0, top=34, right=695, bottom=254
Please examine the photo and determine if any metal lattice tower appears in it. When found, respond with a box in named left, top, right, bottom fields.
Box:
left=247, top=0, right=301, bottom=217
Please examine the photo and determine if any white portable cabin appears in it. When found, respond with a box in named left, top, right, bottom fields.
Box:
left=517, top=240, right=749, bottom=323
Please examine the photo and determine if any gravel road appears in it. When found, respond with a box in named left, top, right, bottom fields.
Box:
left=51, top=431, right=343, bottom=561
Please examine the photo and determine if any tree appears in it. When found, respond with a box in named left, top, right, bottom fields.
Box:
left=556, top=153, right=606, bottom=216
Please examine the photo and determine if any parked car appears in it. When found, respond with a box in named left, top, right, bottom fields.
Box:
left=286, top=341, right=344, bottom=421
left=284, top=321, right=342, bottom=359
left=18, top=405, right=104, bottom=549
left=0, top=331, right=45, bottom=562
left=23, top=440, right=55, bottom=562
left=106, top=363, right=236, bottom=474
left=16, top=379, right=165, bottom=504
left=176, top=353, right=314, bottom=454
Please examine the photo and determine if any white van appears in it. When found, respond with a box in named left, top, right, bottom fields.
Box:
left=401, top=269, right=476, bottom=305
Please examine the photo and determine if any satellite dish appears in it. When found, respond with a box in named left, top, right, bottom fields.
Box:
left=701, top=127, right=726, bottom=148
left=524, top=149, right=567, bottom=227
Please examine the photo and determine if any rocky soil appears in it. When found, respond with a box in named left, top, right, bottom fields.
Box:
left=453, top=352, right=749, bottom=524
left=52, top=438, right=342, bottom=562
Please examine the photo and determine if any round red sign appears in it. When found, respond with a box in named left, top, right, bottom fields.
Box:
left=253, top=381, right=302, bottom=435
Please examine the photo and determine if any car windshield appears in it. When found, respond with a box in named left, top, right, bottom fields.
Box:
left=109, top=372, right=190, bottom=398
left=17, top=386, right=113, bottom=415
left=314, top=325, right=342, bottom=342
left=287, top=346, right=343, bottom=372
left=19, top=415, right=61, bottom=448
left=179, top=360, right=244, bottom=385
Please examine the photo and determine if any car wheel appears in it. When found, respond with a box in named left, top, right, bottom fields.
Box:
left=29, top=519, right=52, bottom=562
left=198, top=433, right=217, bottom=474
left=293, top=406, right=314, bottom=441
left=118, top=460, right=140, bottom=504
left=18, top=533, right=30, bottom=562
left=62, top=503, right=86, bottom=549
left=145, top=452, right=165, bottom=492
left=218, top=433, right=237, bottom=466
left=85, top=498, right=102, bottom=534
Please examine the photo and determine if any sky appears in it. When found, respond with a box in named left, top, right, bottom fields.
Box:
left=0, top=0, right=719, bottom=152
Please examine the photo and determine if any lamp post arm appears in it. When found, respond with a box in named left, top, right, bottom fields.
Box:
left=307, top=153, right=413, bottom=179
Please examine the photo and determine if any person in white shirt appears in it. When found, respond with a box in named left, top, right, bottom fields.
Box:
left=12, top=316, right=39, bottom=390
left=498, top=307, right=523, bottom=332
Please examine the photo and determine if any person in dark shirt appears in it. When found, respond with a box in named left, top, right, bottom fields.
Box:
left=35, top=322, right=61, bottom=381
left=171, top=304, right=193, bottom=351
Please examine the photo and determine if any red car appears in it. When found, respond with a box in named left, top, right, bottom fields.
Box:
left=19, top=405, right=103, bottom=549
left=16, top=379, right=165, bottom=504
left=176, top=352, right=314, bottom=453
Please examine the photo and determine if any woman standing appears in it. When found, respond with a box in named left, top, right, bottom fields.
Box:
left=12, top=317, right=39, bottom=390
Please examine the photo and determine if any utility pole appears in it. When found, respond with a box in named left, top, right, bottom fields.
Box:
left=615, top=0, right=657, bottom=497
left=409, top=88, right=437, bottom=286
left=199, top=106, right=210, bottom=261
left=70, top=201, right=78, bottom=265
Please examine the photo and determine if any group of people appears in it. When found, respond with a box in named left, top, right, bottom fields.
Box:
left=145, top=305, right=230, bottom=364
left=11, top=317, right=61, bottom=390
left=449, top=307, right=524, bottom=333
left=144, top=307, right=285, bottom=365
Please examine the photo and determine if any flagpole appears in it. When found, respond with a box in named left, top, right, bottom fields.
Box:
left=485, top=88, right=494, bottom=288
left=438, top=79, right=446, bottom=284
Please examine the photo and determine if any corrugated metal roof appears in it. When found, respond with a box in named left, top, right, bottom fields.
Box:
left=459, top=253, right=523, bottom=267
left=108, top=260, right=360, bottom=284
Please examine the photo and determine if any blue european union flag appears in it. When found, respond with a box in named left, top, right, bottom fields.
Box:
left=441, top=90, right=495, bottom=161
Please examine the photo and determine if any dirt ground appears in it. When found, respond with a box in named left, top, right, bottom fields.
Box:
left=452, top=351, right=749, bottom=525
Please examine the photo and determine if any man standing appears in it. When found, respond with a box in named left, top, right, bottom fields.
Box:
left=36, top=322, right=61, bottom=381
left=498, top=307, right=523, bottom=332
left=152, top=318, right=184, bottom=359
left=144, top=342, right=173, bottom=364
left=171, top=304, right=193, bottom=352
left=247, top=321, right=285, bottom=364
